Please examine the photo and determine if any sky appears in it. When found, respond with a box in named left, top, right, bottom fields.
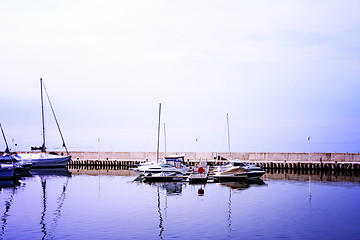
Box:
left=1, top=0, right=360, bottom=153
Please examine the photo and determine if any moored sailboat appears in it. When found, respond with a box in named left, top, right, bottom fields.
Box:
left=0, top=123, right=32, bottom=174
left=214, top=113, right=265, bottom=181
left=134, top=155, right=190, bottom=176
left=14, top=78, right=71, bottom=168
left=133, top=104, right=189, bottom=181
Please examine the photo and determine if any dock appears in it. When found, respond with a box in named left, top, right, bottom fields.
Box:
left=66, top=150, right=360, bottom=172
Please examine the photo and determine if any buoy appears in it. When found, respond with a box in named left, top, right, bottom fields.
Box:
left=198, top=167, right=204, bottom=174
left=198, top=188, right=204, bottom=195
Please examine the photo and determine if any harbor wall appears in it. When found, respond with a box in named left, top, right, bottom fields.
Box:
left=67, top=151, right=360, bottom=163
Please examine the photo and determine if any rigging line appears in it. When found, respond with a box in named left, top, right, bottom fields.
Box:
left=0, top=123, right=10, bottom=153
left=42, top=82, right=69, bottom=155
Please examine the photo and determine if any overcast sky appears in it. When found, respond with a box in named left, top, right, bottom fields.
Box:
left=1, top=0, right=360, bottom=153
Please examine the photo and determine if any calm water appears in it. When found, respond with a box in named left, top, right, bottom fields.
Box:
left=1, top=169, right=359, bottom=240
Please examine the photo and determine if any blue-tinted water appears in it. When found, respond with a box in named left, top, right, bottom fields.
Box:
left=1, top=169, right=359, bottom=240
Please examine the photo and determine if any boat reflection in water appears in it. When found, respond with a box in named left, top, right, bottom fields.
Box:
left=0, top=167, right=72, bottom=239
left=0, top=179, right=21, bottom=190
left=29, top=167, right=72, bottom=240
left=219, top=179, right=267, bottom=190
left=30, top=167, right=72, bottom=177
left=143, top=182, right=183, bottom=195
left=0, top=179, right=22, bottom=239
left=1, top=167, right=358, bottom=239
left=141, top=182, right=184, bottom=240
left=141, top=178, right=268, bottom=239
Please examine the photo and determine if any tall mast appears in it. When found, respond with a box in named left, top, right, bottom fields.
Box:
left=307, top=136, right=311, bottom=162
left=156, top=103, right=162, bottom=163
left=40, top=78, right=46, bottom=152
left=226, top=113, right=231, bottom=159
left=163, top=123, right=167, bottom=155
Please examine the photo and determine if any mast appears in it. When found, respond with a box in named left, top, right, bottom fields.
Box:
left=40, top=78, right=46, bottom=152
left=226, top=113, right=231, bottom=159
left=164, top=123, right=167, bottom=155
left=0, top=123, right=10, bottom=153
left=156, top=103, right=161, bottom=163
left=307, top=136, right=311, bottom=162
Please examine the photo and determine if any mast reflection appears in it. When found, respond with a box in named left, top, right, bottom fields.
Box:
left=157, top=186, right=164, bottom=240
left=145, top=182, right=184, bottom=239
left=227, top=188, right=232, bottom=239
left=0, top=184, right=19, bottom=239
left=30, top=168, right=71, bottom=240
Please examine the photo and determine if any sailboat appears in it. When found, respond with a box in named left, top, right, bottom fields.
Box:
left=214, top=113, right=265, bottom=181
left=0, top=123, right=15, bottom=180
left=133, top=103, right=189, bottom=181
left=14, top=78, right=71, bottom=168
left=0, top=123, right=32, bottom=174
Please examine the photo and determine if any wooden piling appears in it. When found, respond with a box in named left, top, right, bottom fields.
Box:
left=67, top=158, right=360, bottom=173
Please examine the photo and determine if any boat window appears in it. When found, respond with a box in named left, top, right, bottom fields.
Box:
left=233, top=162, right=246, bottom=167
left=165, top=158, right=182, bottom=167
left=175, top=161, right=181, bottom=168
left=159, top=164, right=170, bottom=168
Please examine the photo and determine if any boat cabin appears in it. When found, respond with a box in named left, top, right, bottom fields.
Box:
left=163, top=155, right=185, bottom=168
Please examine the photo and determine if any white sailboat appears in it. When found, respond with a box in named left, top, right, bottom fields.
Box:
left=1, top=123, right=32, bottom=173
left=0, top=123, right=15, bottom=179
left=14, top=78, right=71, bottom=168
left=133, top=103, right=189, bottom=180
left=214, top=113, right=265, bottom=181
left=134, top=155, right=190, bottom=176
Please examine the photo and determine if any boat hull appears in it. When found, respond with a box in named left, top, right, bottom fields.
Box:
left=135, top=169, right=187, bottom=175
left=133, top=163, right=189, bottom=176
left=245, top=170, right=266, bottom=179
left=16, top=154, right=71, bottom=168
left=188, top=173, right=208, bottom=184
left=0, top=164, right=15, bottom=180
left=213, top=175, right=247, bottom=182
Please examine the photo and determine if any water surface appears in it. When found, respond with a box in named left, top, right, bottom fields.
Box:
left=1, top=169, right=359, bottom=239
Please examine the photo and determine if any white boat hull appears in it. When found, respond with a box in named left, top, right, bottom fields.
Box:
left=15, top=153, right=71, bottom=168
left=215, top=159, right=266, bottom=180
left=133, top=160, right=189, bottom=176
left=142, top=172, right=187, bottom=182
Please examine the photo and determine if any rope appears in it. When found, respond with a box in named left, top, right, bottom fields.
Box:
left=0, top=123, right=10, bottom=153
left=42, top=82, right=69, bottom=155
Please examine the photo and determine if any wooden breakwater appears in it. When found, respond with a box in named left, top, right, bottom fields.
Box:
left=69, top=159, right=140, bottom=168
left=66, top=151, right=360, bottom=172
left=68, top=160, right=360, bottom=172
left=67, top=151, right=360, bottom=162
left=258, top=161, right=360, bottom=172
